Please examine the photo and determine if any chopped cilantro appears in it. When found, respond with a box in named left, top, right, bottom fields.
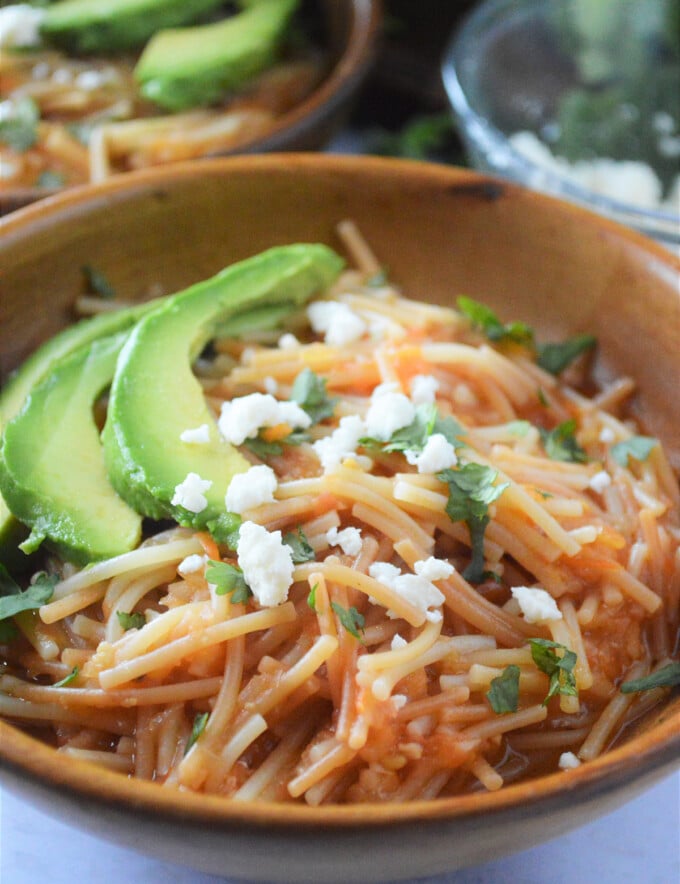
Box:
left=37, top=171, right=66, bottom=189
left=331, top=601, right=365, bottom=640
left=529, top=638, right=578, bottom=705
left=205, top=560, right=252, bottom=604
left=540, top=420, right=587, bottom=464
left=457, top=297, right=534, bottom=347
left=291, top=368, right=337, bottom=424
left=610, top=436, right=657, bottom=468
left=536, top=335, right=596, bottom=375
left=283, top=528, right=315, bottom=564
left=82, top=264, right=116, bottom=299
left=54, top=666, right=79, bottom=688
left=437, top=464, right=509, bottom=584
left=505, top=420, right=531, bottom=437
left=620, top=663, right=680, bottom=694
left=362, top=403, right=464, bottom=456
left=206, top=512, right=241, bottom=548
left=367, top=267, right=389, bottom=287
left=487, top=664, right=520, bottom=714
left=0, top=97, right=39, bottom=152
left=307, top=583, right=318, bottom=611
left=116, top=610, right=145, bottom=631
left=243, top=428, right=309, bottom=459
left=537, top=388, right=550, bottom=407
left=185, top=711, right=209, bottom=754
left=0, top=567, right=56, bottom=622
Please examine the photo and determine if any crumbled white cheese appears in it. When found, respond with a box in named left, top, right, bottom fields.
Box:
left=237, top=521, right=294, bottom=607
left=369, top=561, right=445, bottom=623
left=390, top=634, right=408, bottom=651
left=391, top=693, right=408, bottom=709
left=599, top=427, right=616, bottom=444
left=263, top=376, right=278, bottom=395
left=74, top=69, right=114, bottom=91
left=326, top=525, right=363, bottom=557
left=171, top=472, right=212, bottom=514
left=218, top=393, right=311, bottom=445
left=511, top=585, right=562, bottom=623
left=410, top=374, right=439, bottom=405
left=178, top=554, right=207, bottom=575
left=313, top=414, right=366, bottom=472
left=307, top=300, right=366, bottom=346
left=179, top=423, right=210, bottom=444
left=558, top=751, right=582, bottom=770
left=589, top=470, right=612, bottom=493
left=364, top=385, right=415, bottom=441
left=0, top=4, right=44, bottom=48
left=414, top=557, right=454, bottom=582
left=225, top=464, right=277, bottom=514
left=278, top=332, right=300, bottom=350
left=405, top=433, right=458, bottom=473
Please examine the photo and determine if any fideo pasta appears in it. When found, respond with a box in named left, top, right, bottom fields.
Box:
left=0, top=222, right=678, bottom=804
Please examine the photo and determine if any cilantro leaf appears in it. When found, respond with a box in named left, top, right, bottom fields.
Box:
left=437, top=463, right=509, bottom=584
left=0, top=567, right=56, bottom=621
left=116, top=611, right=145, bottom=631
left=536, top=335, right=596, bottom=375
left=82, top=264, right=116, bottom=300
left=610, top=436, right=657, bottom=468
left=54, top=666, right=79, bottom=688
left=283, top=528, right=315, bottom=564
left=457, top=297, right=534, bottom=347
left=291, top=368, right=337, bottom=424
left=243, top=428, right=310, bottom=459
left=620, top=663, right=680, bottom=694
left=185, top=711, right=209, bottom=755
left=487, top=664, right=520, bottom=714
left=0, top=97, right=39, bottom=152
left=331, top=601, right=365, bottom=640
left=37, top=171, right=66, bottom=189
left=307, top=583, right=318, bottom=611
left=362, top=404, right=464, bottom=455
left=529, top=638, right=578, bottom=705
left=540, top=420, right=587, bottom=464
left=206, top=512, right=241, bottom=548
left=205, top=560, right=252, bottom=604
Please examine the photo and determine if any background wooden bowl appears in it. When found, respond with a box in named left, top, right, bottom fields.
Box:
left=0, top=155, right=678, bottom=882
left=0, top=0, right=382, bottom=216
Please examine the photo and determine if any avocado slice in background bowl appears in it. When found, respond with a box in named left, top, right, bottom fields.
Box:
left=41, top=0, right=226, bottom=54
left=135, top=0, right=300, bottom=111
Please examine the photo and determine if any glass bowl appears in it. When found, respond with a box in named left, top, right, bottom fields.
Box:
left=442, top=0, right=680, bottom=250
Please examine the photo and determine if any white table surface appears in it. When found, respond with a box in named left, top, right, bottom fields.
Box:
left=1, top=770, right=678, bottom=884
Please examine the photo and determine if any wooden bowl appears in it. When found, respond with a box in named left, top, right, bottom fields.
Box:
left=0, top=155, right=678, bottom=883
left=0, top=0, right=382, bottom=216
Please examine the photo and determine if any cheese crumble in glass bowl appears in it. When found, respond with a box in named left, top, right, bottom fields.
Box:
left=442, top=0, right=680, bottom=250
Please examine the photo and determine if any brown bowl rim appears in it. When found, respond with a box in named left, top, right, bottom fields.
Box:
left=0, top=154, right=678, bottom=832
left=0, top=0, right=383, bottom=212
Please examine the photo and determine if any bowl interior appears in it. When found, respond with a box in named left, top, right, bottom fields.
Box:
left=0, top=155, right=678, bottom=880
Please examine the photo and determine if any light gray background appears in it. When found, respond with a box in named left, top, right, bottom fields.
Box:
left=1, top=770, right=678, bottom=883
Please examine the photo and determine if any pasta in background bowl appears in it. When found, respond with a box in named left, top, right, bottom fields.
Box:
left=0, top=154, right=678, bottom=882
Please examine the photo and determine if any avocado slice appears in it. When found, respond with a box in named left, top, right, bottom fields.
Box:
left=41, top=0, right=225, bottom=54
left=102, top=243, right=344, bottom=528
left=134, top=0, right=299, bottom=112
left=0, top=332, right=143, bottom=565
left=0, top=300, right=158, bottom=565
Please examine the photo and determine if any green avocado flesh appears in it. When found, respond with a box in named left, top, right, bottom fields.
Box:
left=41, top=0, right=225, bottom=54
left=135, top=0, right=299, bottom=111
left=0, top=332, right=143, bottom=565
left=0, top=301, right=157, bottom=565
left=102, top=243, right=344, bottom=529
